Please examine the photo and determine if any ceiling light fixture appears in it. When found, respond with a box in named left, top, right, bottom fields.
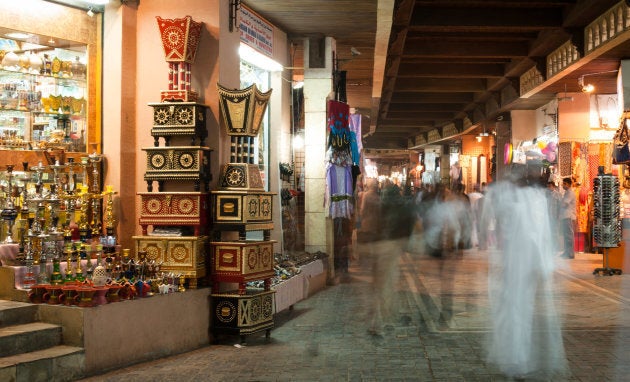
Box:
left=578, top=76, right=594, bottom=93
left=476, top=124, right=489, bottom=141
left=578, top=70, right=619, bottom=93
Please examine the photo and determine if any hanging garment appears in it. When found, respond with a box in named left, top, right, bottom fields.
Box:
left=327, top=100, right=355, bottom=167
left=325, top=163, right=354, bottom=219
left=349, top=113, right=363, bottom=153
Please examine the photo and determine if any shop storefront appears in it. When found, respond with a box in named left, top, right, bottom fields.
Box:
left=0, top=1, right=328, bottom=378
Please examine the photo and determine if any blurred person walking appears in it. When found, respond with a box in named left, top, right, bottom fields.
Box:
left=367, top=179, right=414, bottom=335
left=560, top=177, right=576, bottom=259
left=482, top=177, right=567, bottom=379
left=546, top=180, right=562, bottom=254
left=467, top=184, right=484, bottom=248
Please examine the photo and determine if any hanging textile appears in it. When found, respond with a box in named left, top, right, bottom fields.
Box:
left=558, top=142, right=572, bottom=177
left=326, top=100, right=354, bottom=166
left=349, top=113, right=363, bottom=154
left=599, top=142, right=613, bottom=174
left=588, top=153, right=600, bottom=188
left=325, top=100, right=354, bottom=219
left=325, top=164, right=354, bottom=218
left=478, top=154, right=487, bottom=185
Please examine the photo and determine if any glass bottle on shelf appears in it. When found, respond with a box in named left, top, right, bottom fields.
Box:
left=0, top=41, right=88, bottom=151
left=71, top=56, right=86, bottom=79
left=42, top=54, right=52, bottom=76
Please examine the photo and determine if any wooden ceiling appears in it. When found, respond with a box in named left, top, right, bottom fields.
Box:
left=244, top=0, right=629, bottom=150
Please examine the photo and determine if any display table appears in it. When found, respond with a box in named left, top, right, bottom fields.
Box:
left=272, top=259, right=326, bottom=313
left=0, top=263, right=211, bottom=374
left=300, top=259, right=325, bottom=295
left=273, top=274, right=304, bottom=312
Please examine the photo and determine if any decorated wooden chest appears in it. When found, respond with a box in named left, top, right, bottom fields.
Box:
left=148, top=102, right=208, bottom=146
left=142, top=146, right=211, bottom=191
left=218, top=163, right=265, bottom=190
left=211, top=240, right=276, bottom=294
left=133, top=235, right=208, bottom=288
left=211, top=190, right=274, bottom=229
left=211, top=289, right=275, bottom=342
left=138, top=192, right=209, bottom=235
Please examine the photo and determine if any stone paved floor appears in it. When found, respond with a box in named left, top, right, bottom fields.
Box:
left=79, top=249, right=630, bottom=381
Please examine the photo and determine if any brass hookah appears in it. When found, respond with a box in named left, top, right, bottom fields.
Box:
left=73, top=184, right=90, bottom=242
left=102, top=185, right=117, bottom=242
left=48, top=229, right=64, bottom=285
left=1, top=165, right=18, bottom=244
left=89, top=155, right=104, bottom=238
left=14, top=165, right=31, bottom=264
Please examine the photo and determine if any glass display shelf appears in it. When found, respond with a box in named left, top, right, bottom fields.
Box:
left=0, top=53, right=87, bottom=151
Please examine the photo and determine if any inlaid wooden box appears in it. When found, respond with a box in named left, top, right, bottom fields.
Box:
left=217, top=163, right=265, bottom=190
left=142, top=146, right=211, bottom=191
left=138, top=192, right=209, bottom=235
left=148, top=102, right=208, bottom=146
left=211, top=190, right=274, bottom=226
left=211, top=240, right=275, bottom=294
left=133, top=235, right=208, bottom=288
left=211, top=289, right=275, bottom=341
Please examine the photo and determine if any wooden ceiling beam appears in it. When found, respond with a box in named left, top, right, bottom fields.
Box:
left=403, top=40, right=530, bottom=58
left=386, top=111, right=456, bottom=119
left=390, top=92, right=474, bottom=103
left=405, top=30, right=539, bottom=40
left=410, top=6, right=563, bottom=29
left=378, top=119, right=436, bottom=127
left=394, top=78, right=487, bottom=92
left=388, top=103, right=466, bottom=112
left=396, top=62, right=505, bottom=78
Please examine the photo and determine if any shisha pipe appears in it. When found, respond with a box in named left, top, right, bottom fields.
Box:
left=88, top=151, right=104, bottom=237
left=90, top=191, right=103, bottom=239
left=102, top=185, right=117, bottom=234
left=1, top=165, right=18, bottom=244
left=48, top=160, right=67, bottom=203
left=76, top=185, right=91, bottom=242
left=17, top=162, right=31, bottom=227
left=29, top=161, right=47, bottom=200
left=36, top=231, right=50, bottom=285
left=65, top=158, right=76, bottom=194
left=88, top=143, right=104, bottom=194
left=22, top=230, right=36, bottom=290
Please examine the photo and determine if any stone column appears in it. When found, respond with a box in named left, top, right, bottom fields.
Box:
left=102, top=3, right=138, bottom=250
left=303, top=37, right=335, bottom=280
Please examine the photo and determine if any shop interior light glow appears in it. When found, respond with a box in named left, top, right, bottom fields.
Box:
left=5, top=32, right=32, bottom=39
left=292, top=135, right=304, bottom=150
left=239, top=44, right=283, bottom=72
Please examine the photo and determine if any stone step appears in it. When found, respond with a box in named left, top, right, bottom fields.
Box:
left=0, top=345, right=85, bottom=382
left=0, top=322, right=62, bottom=357
left=0, top=300, right=38, bottom=327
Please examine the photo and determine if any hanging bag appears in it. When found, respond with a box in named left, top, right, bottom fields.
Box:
left=612, top=117, right=630, bottom=164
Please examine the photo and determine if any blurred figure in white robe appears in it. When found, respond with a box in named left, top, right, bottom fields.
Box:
left=482, top=176, right=568, bottom=379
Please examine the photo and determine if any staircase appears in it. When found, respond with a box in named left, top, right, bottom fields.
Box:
left=0, top=300, right=84, bottom=382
